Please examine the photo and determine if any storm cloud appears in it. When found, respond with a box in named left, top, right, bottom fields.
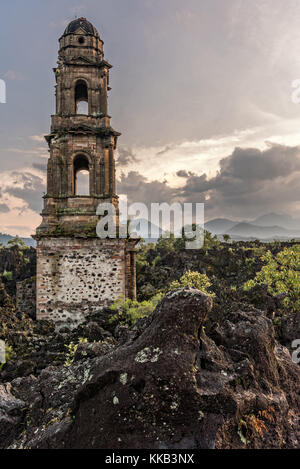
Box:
left=180, top=143, right=300, bottom=218
left=3, top=142, right=299, bottom=222
left=176, top=170, right=197, bottom=179
left=0, top=204, right=9, bottom=213
left=117, top=147, right=138, bottom=167
left=182, top=144, right=300, bottom=193
left=117, top=171, right=178, bottom=206
left=5, top=172, right=45, bottom=213
left=117, top=144, right=300, bottom=220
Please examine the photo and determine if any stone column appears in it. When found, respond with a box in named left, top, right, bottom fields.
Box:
left=108, top=145, right=115, bottom=196
left=100, top=71, right=108, bottom=115
left=100, top=158, right=105, bottom=195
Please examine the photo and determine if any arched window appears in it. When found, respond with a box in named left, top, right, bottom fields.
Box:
left=75, top=80, right=88, bottom=115
left=74, top=154, right=90, bottom=195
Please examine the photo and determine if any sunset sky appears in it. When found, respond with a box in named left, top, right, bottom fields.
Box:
left=1, top=0, right=300, bottom=236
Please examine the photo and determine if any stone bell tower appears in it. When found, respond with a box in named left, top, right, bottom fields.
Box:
left=34, top=18, right=137, bottom=326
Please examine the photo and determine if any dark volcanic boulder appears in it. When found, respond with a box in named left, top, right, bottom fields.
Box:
left=0, top=383, right=25, bottom=446
left=281, top=310, right=300, bottom=351
left=0, top=288, right=299, bottom=449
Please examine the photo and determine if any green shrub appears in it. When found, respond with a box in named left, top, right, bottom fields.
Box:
left=223, top=234, right=231, bottom=243
left=203, top=230, right=221, bottom=249
left=64, top=338, right=88, bottom=367
left=7, top=237, right=29, bottom=250
left=0, top=344, right=15, bottom=371
left=109, top=294, right=163, bottom=328
left=168, top=270, right=215, bottom=297
left=2, top=271, right=13, bottom=281
left=243, top=246, right=300, bottom=312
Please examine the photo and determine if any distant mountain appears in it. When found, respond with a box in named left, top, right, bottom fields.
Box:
left=227, top=223, right=292, bottom=239
left=0, top=233, right=36, bottom=248
left=120, top=219, right=166, bottom=244
left=127, top=215, right=300, bottom=243
left=205, top=218, right=237, bottom=235
left=2, top=212, right=299, bottom=247
left=205, top=213, right=300, bottom=241
left=253, top=213, right=300, bottom=230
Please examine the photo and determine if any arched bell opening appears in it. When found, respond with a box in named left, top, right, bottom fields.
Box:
left=74, top=154, right=90, bottom=195
left=75, top=80, right=89, bottom=115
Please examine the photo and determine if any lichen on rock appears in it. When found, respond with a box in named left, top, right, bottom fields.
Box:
left=0, top=287, right=299, bottom=450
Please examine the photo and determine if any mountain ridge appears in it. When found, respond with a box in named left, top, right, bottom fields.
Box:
left=0, top=233, right=36, bottom=248
left=205, top=213, right=300, bottom=240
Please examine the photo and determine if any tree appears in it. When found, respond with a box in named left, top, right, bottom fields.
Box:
left=243, top=246, right=300, bottom=312
left=7, top=237, right=28, bottom=250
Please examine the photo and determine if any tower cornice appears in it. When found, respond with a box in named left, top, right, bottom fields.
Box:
left=58, top=58, right=113, bottom=69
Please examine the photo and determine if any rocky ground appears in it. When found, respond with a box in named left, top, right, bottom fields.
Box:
left=0, top=241, right=299, bottom=449
left=0, top=288, right=299, bottom=449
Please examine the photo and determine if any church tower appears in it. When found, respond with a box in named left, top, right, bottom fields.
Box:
left=35, top=18, right=137, bottom=326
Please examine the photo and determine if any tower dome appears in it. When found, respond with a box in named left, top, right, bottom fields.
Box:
left=64, top=17, right=100, bottom=37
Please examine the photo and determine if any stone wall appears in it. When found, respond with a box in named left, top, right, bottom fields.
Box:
left=16, top=277, right=36, bottom=319
left=36, top=237, right=129, bottom=327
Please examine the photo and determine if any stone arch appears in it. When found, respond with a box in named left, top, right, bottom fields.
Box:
left=74, top=78, right=90, bottom=115
left=72, top=152, right=93, bottom=195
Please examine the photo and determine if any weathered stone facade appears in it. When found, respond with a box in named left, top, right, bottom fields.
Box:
left=36, top=238, right=136, bottom=325
left=34, top=18, right=137, bottom=326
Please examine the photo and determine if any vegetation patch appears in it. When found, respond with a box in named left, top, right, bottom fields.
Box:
left=244, top=246, right=300, bottom=312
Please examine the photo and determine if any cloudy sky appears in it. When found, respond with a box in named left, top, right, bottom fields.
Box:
left=1, top=0, right=300, bottom=236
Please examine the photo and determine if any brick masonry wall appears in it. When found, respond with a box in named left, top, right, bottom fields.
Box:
left=36, top=237, right=127, bottom=327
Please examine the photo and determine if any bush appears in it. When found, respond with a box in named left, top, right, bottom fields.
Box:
left=223, top=234, right=231, bottom=243
left=0, top=344, right=15, bottom=371
left=168, top=270, right=215, bottom=297
left=64, top=338, right=88, bottom=366
left=243, top=246, right=300, bottom=312
left=7, top=237, right=29, bottom=250
left=2, top=271, right=13, bottom=282
left=109, top=294, right=163, bottom=328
